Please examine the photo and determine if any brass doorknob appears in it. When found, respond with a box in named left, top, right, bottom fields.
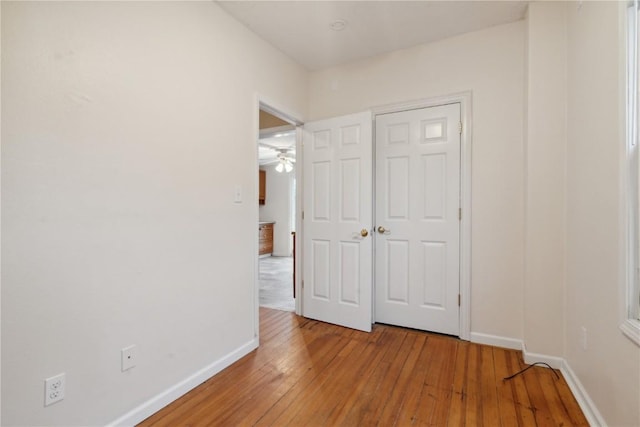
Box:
left=377, top=226, right=386, bottom=234
left=360, top=229, right=369, bottom=237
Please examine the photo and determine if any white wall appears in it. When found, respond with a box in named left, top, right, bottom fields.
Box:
left=1, top=2, right=307, bottom=425
left=308, top=21, right=526, bottom=340
left=564, top=2, right=640, bottom=426
left=523, top=2, right=567, bottom=357
left=259, top=164, right=294, bottom=256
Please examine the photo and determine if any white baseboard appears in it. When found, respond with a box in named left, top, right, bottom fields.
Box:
left=560, top=360, right=607, bottom=427
left=470, top=332, right=604, bottom=426
left=521, top=343, right=564, bottom=369
left=469, top=332, right=523, bottom=350
left=107, top=337, right=259, bottom=427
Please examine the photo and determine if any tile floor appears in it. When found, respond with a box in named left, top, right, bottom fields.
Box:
left=259, top=256, right=295, bottom=312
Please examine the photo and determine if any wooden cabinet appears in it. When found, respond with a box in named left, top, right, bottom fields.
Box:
left=259, top=222, right=274, bottom=255
left=259, top=170, right=266, bottom=205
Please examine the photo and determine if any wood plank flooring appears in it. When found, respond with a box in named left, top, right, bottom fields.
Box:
left=139, top=308, right=587, bottom=426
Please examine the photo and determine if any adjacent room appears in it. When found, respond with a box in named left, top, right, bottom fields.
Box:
left=257, top=109, right=296, bottom=312
left=2, top=1, right=639, bottom=426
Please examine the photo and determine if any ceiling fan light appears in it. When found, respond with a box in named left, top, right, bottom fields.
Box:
left=275, top=162, right=284, bottom=173
left=284, top=162, right=293, bottom=173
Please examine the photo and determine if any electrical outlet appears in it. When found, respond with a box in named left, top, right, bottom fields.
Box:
left=581, top=326, right=588, bottom=351
left=44, top=373, right=65, bottom=406
left=121, top=345, right=137, bottom=371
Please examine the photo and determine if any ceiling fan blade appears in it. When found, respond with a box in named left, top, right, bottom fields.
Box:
left=259, top=125, right=295, bottom=140
left=258, top=142, right=282, bottom=151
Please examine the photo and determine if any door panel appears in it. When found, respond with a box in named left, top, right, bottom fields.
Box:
left=387, top=157, right=410, bottom=219
left=312, top=162, right=331, bottom=221
left=311, top=240, right=330, bottom=299
left=422, top=241, right=446, bottom=307
left=339, top=242, right=360, bottom=304
left=375, top=103, right=461, bottom=335
left=303, top=111, right=372, bottom=332
left=387, top=240, right=409, bottom=303
left=422, top=153, right=446, bottom=219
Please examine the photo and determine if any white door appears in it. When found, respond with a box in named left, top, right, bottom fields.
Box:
left=302, top=111, right=373, bottom=332
left=375, top=103, right=461, bottom=335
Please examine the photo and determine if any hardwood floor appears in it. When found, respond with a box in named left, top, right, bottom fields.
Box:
left=139, top=308, right=587, bottom=426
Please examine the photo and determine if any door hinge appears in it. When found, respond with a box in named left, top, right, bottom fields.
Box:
left=302, top=211, right=304, bottom=220
left=458, top=294, right=461, bottom=307
left=302, top=280, right=305, bottom=288
left=459, top=122, right=463, bottom=135
left=458, top=208, right=462, bottom=221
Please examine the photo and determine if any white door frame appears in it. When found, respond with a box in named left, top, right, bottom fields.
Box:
left=371, top=91, right=472, bottom=341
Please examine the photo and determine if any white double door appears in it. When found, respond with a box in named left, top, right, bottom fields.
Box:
left=302, top=103, right=461, bottom=335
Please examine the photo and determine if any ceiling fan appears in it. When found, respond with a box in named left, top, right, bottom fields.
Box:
left=259, top=142, right=296, bottom=173
left=274, top=152, right=295, bottom=173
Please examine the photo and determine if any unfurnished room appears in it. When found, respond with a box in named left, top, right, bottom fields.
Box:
left=2, top=1, right=640, bottom=426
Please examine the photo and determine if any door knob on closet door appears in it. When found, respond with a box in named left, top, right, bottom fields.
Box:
left=360, top=229, right=369, bottom=237
left=377, top=226, right=390, bottom=234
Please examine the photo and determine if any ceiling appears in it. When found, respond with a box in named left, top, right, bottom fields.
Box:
left=259, top=126, right=296, bottom=166
left=217, top=1, right=529, bottom=71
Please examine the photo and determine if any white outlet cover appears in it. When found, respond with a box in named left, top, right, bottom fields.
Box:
left=121, top=345, right=137, bottom=371
left=44, top=373, right=65, bottom=406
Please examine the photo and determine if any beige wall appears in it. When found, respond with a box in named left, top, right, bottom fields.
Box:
left=309, top=21, right=526, bottom=340
left=4, top=1, right=640, bottom=425
left=526, top=1, right=640, bottom=424
left=1, top=2, right=307, bottom=425
left=565, top=2, right=640, bottom=425
left=523, top=2, right=567, bottom=357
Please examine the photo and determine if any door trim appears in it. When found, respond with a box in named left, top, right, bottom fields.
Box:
left=372, top=91, right=472, bottom=341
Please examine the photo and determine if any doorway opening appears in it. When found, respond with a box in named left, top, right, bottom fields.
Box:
left=257, top=107, right=298, bottom=312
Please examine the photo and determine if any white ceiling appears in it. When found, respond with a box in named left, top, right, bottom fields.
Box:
left=259, top=127, right=296, bottom=166
left=217, top=1, right=529, bottom=71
